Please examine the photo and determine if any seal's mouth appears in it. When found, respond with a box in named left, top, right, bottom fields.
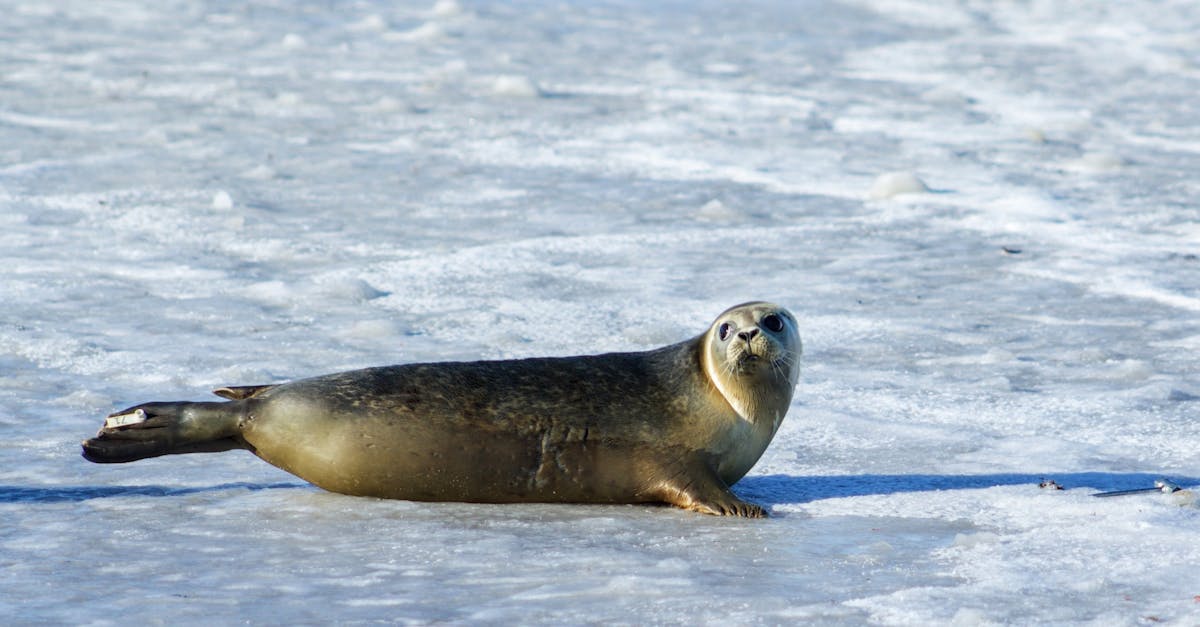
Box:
left=732, top=350, right=768, bottom=372
left=730, top=344, right=795, bottom=378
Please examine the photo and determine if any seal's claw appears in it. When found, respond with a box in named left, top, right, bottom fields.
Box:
left=654, top=468, right=769, bottom=518
left=739, top=502, right=768, bottom=518
left=720, top=499, right=767, bottom=518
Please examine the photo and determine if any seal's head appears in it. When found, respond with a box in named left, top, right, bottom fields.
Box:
left=702, top=302, right=802, bottom=423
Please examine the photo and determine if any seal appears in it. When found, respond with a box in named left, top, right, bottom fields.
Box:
left=82, top=302, right=801, bottom=517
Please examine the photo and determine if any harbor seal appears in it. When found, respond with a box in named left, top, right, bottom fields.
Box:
left=82, top=302, right=801, bottom=517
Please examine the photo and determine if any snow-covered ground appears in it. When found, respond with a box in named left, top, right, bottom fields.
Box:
left=3, top=0, right=1199, bottom=623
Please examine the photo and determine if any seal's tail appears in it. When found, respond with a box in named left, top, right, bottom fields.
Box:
left=81, top=401, right=247, bottom=463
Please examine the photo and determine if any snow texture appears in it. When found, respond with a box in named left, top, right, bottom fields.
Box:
left=2, top=0, right=1199, bottom=624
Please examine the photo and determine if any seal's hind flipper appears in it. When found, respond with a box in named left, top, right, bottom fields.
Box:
left=82, top=401, right=246, bottom=464
left=213, top=384, right=277, bottom=400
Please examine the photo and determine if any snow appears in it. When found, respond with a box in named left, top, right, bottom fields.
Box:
left=2, top=0, right=1199, bottom=624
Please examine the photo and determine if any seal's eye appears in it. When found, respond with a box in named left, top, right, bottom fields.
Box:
left=762, top=314, right=784, bottom=333
left=718, top=322, right=734, bottom=341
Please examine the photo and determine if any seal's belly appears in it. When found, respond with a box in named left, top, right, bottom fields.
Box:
left=241, top=394, right=654, bottom=504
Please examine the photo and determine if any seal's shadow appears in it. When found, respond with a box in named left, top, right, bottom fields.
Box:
left=735, top=472, right=1200, bottom=505
left=0, top=482, right=309, bottom=503
left=10, top=474, right=1193, bottom=506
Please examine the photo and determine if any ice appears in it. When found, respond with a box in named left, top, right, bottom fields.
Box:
left=490, top=75, right=543, bottom=98
left=279, top=33, right=306, bottom=51
left=210, top=190, right=233, bottom=210
left=867, top=172, right=930, bottom=200
left=2, top=0, right=1200, bottom=624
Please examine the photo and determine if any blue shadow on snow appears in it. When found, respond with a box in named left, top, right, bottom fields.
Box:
left=736, top=472, right=1200, bottom=506
left=0, top=482, right=309, bottom=503
left=7, top=473, right=1194, bottom=505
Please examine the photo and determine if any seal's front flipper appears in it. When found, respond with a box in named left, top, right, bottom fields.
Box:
left=82, top=401, right=246, bottom=464
left=649, top=462, right=767, bottom=518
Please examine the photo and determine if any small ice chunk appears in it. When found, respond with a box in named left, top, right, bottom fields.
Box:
left=867, top=172, right=930, bottom=200
left=491, top=75, right=542, bottom=98
left=105, top=408, right=147, bottom=429
left=1102, top=359, right=1152, bottom=382
left=429, top=0, right=462, bottom=17
left=696, top=198, right=741, bottom=221
left=280, top=33, right=306, bottom=49
left=212, top=190, right=234, bottom=210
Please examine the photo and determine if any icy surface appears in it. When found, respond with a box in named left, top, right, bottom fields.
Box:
left=3, top=0, right=1199, bottom=624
